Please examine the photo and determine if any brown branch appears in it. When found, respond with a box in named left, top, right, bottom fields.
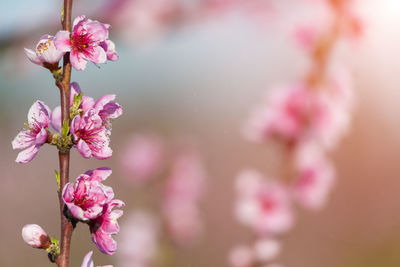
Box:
left=54, top=0, right=73, bottom=266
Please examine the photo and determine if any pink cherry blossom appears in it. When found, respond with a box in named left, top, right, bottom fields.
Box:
left=243, top=78, right=353, bottom=149
left=21, top=224, right=50, bottom=248
left=253, top=238, right=281, bottom=263
left=54, top=15, right=116, bottom=70
left=291, top=143, right=335, bottom=210
left=90, top=199, right=125, bottom=255
left=162, top=151, right=206, bottom=245
left=120, top=134, right=164, bottom=185
left=24, top=35, right=65, bottom=70
left=228, top=245, right=254, bottom=267
left=12, top=100, right=51, bottom=163
left=243, top=83, right=312, bottom=144
left=62, top=168, right=114, bottom=221
left=81, top=251, right=112, bottom=267
left=51, top=82, right=95, bottom=133
left=117, top=211, right=160, bottom=267
left=70, top=109, right=112, bottom=159
left=51, top=82, right=122, bottom=135
left=235, top=170, right=294, bottom=234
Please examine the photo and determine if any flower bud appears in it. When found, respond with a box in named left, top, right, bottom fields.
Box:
left=22, top=224, right=51, bottom=249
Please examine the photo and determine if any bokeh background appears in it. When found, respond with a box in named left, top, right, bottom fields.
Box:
left=2, top=0, right=400, bottom=266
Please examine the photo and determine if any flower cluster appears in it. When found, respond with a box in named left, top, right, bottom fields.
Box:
left=12, top=82, right=122, bottom=163
left=231, top=1, right=359, bottom=266
left=62, top=169, right=124, bottom=255
left=117, top=134, right=207, bottom=266
left=17, top=13, right=124, bottom=265
left=24, top=15, right=118, bottom=71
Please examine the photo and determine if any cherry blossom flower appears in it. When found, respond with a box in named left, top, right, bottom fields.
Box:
left=228, top=245, right=254, bottom=267
left=54, top=15, right=116, bottom=70
left=120, top=134, right=164, bottom=185
left=12, top=101, right=51, bottom=163
left=70, top=109, right=112, bottom=159
left=62, top=168, right=114, bottom=221
left=253, top=238, right=281, bottom=263
left=243, top=78, right=353, bottom=149
left=235, top=170, right=294, bottom=234
left=21, top=224, right=50, bottom=249
left=90, top=199, right=125, bottom=255
left=117, top=211, right=160, bottom=267
left=291, top=143, right=335, bottom=210
left=81, top=251, right=112, bottom=267
left=51, top=82, right=122, bottom=136
left=24, top=35, right=65, bottom=70
left=163, top=151, right=206, bottom=245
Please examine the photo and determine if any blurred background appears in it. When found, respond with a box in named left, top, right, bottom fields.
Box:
left=2, top=0, right=400, bottom=266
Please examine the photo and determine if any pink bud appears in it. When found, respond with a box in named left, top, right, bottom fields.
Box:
left=21, top=224, right=50, bottom=249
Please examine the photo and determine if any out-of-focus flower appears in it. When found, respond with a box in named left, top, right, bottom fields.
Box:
left=62, top=168, right=114, bottom=221
left=163, top=150, right=206, bottom=245
left=292, top=143, right=335, bottom=210
left=21, top=224, right=50, bottom=249
left=71, top=109, right=112, bottom=159
left=117, top=211, right=160, bottom=267
left=120, top=134, right=164, bottom=185
left=12, top=101, right=51, bottom=163
left=228, top=245, right=254, bottom=267
left=90, top=199, right=125, bottom=255
left=253, top=238, right=281, bottom=263
left=235, top=170, right=294, bottom=234
left=55, top=15, right=116, bottom=70
left=24, top=35, right=65, bottom=71
left=81, top=251, right=113, bottom=267
left=243, top=77, right=353, bottom=149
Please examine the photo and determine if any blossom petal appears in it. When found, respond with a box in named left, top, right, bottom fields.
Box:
left=85, top=167, right=112, bottom=182
left=24, top=48, right=42, bottom=65
left=16, top=145, right=39, bottom=163
left=51, top=106, right=62, bottom=133
left=54, top=31, right=71, bottom=52
left=70, top=50, right=88, bottom=70
left=81, top=251, right=94, bottom=267
left=77, top=139, right=92, bottom=158
left=85, top=46, right=107, bottom=64
left=35, top=127, right=48, bottom=146
left=12, top=131, right=35, bottom=150
left=73, top=15, right=86, bottom=28
left=94, top=95, right=115, bottom=111
left=92, top=230, right=117, bottom=255
left=28, top=100, right=51, bottom=127
left=86, top=21, right=109, bottom=42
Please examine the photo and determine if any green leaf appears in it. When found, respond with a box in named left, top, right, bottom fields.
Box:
left=61, top=119, right=70, bottom=139
left=72, top=93, right=82, bottom=110
left=54, top=170, right=60, bottom=191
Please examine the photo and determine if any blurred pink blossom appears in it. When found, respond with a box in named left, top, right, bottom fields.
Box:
left=117, top=211, right=160, bottom=267
left=291, top=143, right=335, bottom=210
left=228, top=245, right=254, bottom=267
left=163, top=150, right=206, bottom=245
left=253, top=238, right=281, bottom=263
left=120, top=134, right=164, bottom=185
left=235, top=170, right=294, bottom=234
